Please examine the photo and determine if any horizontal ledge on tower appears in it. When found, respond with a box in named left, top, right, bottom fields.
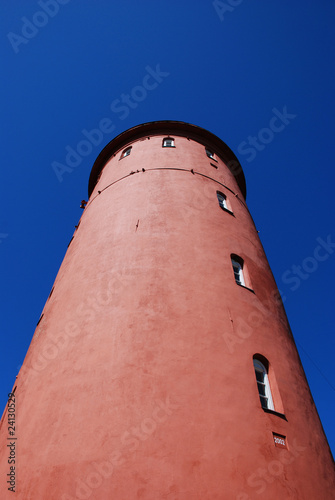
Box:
left=262, top=408, right=287, bottom=420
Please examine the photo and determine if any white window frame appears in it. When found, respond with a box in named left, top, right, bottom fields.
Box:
left=231, top=258, right=245, bottom=287
left=217, top=192, right=228, bottom=210
left=206, top=148, right=214, bottom=159
left=253, top=359, right=274, bottom=410
left=163, top=138, right=174, bottom=147
left=122, top=147, right=132, bottom=158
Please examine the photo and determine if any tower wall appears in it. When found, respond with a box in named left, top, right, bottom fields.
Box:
left=0, top=122, right=333, bottom=499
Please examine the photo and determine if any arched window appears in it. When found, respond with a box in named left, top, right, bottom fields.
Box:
left=231, top=256, right=245, bottom=286
left=163, top=137, right=175, bottom=147
left=205, top=148, right=214, bottom=159
left=217, top=192, right=227, bottom=210
left=217, top=191, right=233, bottom=213
left=253, top=358, right=274, bottom=410
left=121, top=146, right=132, bottom=158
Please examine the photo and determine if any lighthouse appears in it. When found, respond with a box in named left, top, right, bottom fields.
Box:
left=0, top=121, right=334, bottom=499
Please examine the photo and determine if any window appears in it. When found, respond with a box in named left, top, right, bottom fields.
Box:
left=253, top=358, right=274, bottom=410
left=163, top=137, right=174, bottom=147
left=121, top=147, right=132, bottom=158
left=231, top=257, right=245, bottom=286
left=217, top=192, right=233, bottom=214
left=205, top=148, right=215, bottom=159
left=231, top=255, right=253, bottom=290
left=217, top=191, right=230, bottom=211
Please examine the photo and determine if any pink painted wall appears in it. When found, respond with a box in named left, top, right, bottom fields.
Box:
left=0, top=122, right=333, bottom=499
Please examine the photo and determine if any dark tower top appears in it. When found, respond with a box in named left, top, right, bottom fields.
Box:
left=88, top=120, right=246, bottom=199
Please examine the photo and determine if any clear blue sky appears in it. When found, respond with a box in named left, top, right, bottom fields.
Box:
left=1, top=1, right=334, bottom=456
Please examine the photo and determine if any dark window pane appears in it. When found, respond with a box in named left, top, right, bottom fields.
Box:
left=257, top=383, right=266, bottom=396
left=260, top=396, right=268, bottom=408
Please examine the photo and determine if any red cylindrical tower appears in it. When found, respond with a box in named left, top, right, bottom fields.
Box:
left=0, top=121, right=334, bottom=499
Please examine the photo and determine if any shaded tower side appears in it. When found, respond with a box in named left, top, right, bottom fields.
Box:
left=0, top=121, right=333, bottom=499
